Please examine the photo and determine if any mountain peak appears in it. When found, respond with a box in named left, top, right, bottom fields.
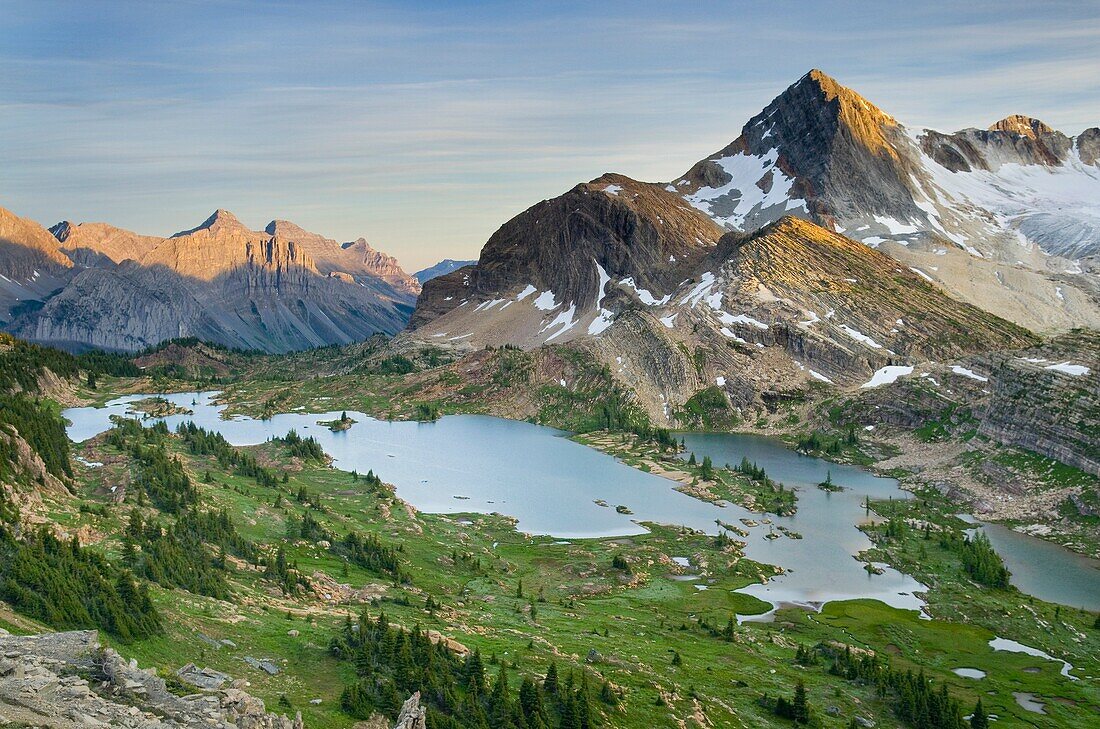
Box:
left=172, top=209, right=250, bottom=238
left=265, top=219, right=311, bottom=239
left=786, top=68, right=897, bottom=128
left=718, top=68, right=900, bottom=171
left=989, top=114, right=1056, bottom=138
left=342, top=237, right=373, bottom=252
left=799, top=68, right=840, bottom=91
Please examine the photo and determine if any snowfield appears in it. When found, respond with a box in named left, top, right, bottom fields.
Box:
left=838, top=324, right=884, bottom=349
left=620, top=277, right=671, bottom=306
left=1044, top=361, right=1090, bottom=376
left=950, top=365, right=989, bottom=382
left=861, top=365, right=914, bottom=388
left=681, top=149, right=808, bottom=230
left=533, top=290, right=558, bottom=310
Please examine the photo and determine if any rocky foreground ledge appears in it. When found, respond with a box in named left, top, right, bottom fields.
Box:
left=0, top=628, right=429, bottom=729
left=0, top=629, right=303, bottom=729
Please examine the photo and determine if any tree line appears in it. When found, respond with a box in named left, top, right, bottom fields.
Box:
left=828, top=644, right=970, bottom=729
left=0, top=332, right=139, bottom=395
left=332, top=610, right=605, bottom=729
left=0, top=393, right=72, bottom=482
left=0, top=525, right=162, bottom=643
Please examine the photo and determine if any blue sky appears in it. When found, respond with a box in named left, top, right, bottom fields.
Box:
left=2, top=1, right=1098, bottom=270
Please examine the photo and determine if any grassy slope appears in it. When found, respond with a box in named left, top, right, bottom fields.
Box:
left=10, top=342, right=1092, bottom=727
left=13, top=397, right=1089, bottom=729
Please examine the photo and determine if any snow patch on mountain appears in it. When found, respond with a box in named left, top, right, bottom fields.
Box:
left=680, top=272, right=718, bottom=307
left=682, top=150, right=807, bottom=230
left=1044, top=361, right=1090, bottom=376
left=718, top=312, right=769, bottom=330
left=862, top=365, right=914, bottom=388
left=533, top=290, right=558, bottom=310
left=541, top=304, right=578, bottom=341
left=909, top=267, right=935, bottom=283
left=588, top=260, right=615, bottom=335
left=950, top=365, right=989, bottom=382
left=838, top=324, right=884, bottom=349
left=619, top=277, right=670, bottom=306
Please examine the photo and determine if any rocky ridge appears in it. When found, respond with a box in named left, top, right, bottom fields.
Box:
left=265, top=220, right=420, bottom=296
left=410, top=174, right=725, bottom=341
left=0, top=207, right=74, bottom=324
left=49, top=221, right=163, bottom=267
left=408, top=188, right=1036, bottom=422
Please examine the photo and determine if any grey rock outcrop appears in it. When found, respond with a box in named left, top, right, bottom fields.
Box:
left=391, top=692, right=427, bottom=729
left=176, top=663, right=232, bottom=690
left=0, top=630, right=303, bottom=729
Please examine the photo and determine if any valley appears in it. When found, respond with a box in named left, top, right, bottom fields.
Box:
left=1, top=61, right=1098, bottom=729
left=2, top=331, right=1096, bottom=728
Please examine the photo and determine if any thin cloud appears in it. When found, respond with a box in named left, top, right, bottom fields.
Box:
left=2, top=1, right=1097, bottom=271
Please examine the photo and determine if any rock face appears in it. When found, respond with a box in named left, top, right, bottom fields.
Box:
left=676, top=70, right=1099, bottom=259
left=705, top=218, right=1033, bottom=363
left=0, top=207, right=74, bottom=324
left=595, top=218, right=1036, bottom=421
left=409, top=173, right=725, bottom=341
left=0, top=629, right=303, bottom=729
left=340, top=238, right=420, bottom=296
left=0, top=207, right=72, bottom=280
left=677, top=69, right=908, bottom=233
left=976, top=331, right=1100, bottom=476
left=0, top=207, right=416, bottom=353
left=265, top=220, right=420, bottom=296
left=407, top=183, right=1037, bottom=422
left=827, top=327, right=1099, bottom=483
left=413, top=259, right=478, bottom=284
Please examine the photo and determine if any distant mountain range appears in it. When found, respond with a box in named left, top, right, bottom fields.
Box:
left=0, top=207, right=419, bottom=352
left=414, top=259, right=478, bottom=285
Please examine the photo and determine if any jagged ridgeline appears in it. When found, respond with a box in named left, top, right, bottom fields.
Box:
left=0, top=207, right=420, bottom=353
left=3, top=68, right=1099, bottom=357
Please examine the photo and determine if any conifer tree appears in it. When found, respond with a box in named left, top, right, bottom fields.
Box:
left=519, top=676, right=545, bottom=727
left=792, top=680, right=809, bottom=724
left=488, top=665, right=511, bottom=729
left=543, top=662, right=559, bottom=696
left=970, top=699, right=988, bottom=729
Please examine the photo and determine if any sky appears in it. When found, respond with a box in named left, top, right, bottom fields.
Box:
left=2, top=1, right=1098, bottom=272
